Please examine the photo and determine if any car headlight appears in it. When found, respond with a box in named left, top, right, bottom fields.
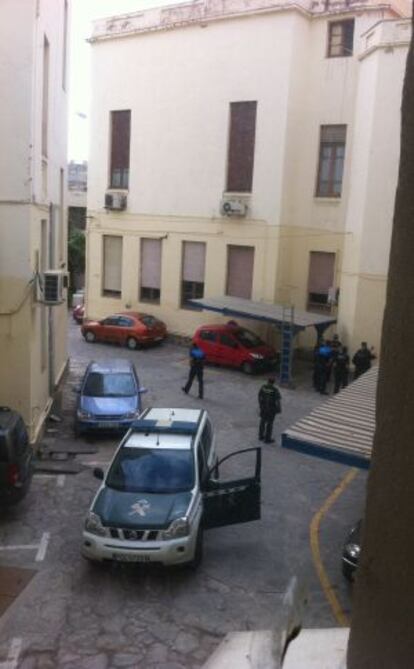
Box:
left=345, top=542, right=360, bottom=559
left=249, top=353, right=264, bottom=360
left=161, top=517, right=190, bottom=540
left=84, top=512, right=107, bottom=537
left=77, top=409, right=92, bottom=419
left=124, top=410, right=140, bottom=419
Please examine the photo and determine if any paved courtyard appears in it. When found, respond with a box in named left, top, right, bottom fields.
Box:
left=0, top=319, right=367, bottom=668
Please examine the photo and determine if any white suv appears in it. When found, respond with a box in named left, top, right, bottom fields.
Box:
left=82, top=407, right=261, bottom=567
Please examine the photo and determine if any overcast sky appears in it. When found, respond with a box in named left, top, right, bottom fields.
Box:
left=68, top=0, right=187, bottom=161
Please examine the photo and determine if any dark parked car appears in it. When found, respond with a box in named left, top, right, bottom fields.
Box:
left=75, top=359, right=146, bottom=435
left=0, top=407, right=33, bottom=504
left=342, top=520, right=362, bottom=581
left=193, top=322, right=278, bottom=374
left=81, top=312, right=167, bottom=350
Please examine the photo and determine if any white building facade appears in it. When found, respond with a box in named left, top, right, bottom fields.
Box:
left=0, top=0, right=70, bottom=441
left=86, top=0, right=410, bottom=353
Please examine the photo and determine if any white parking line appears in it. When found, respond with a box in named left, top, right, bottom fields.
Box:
left=0, top=545, right=39, bottom=552
left=0, top=637, right=23, bottom=669
left=34, top=474, right=66, bottom=488
left=35, top=532, right=50, bottom=562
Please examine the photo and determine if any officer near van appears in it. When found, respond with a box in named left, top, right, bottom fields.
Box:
left=182, top=341, right=205, bottom=399
left=333, top=345, right=350, bottom=393
left=352, top=342, right=376, bottom=379
left=258, top=377, right=281, bottom=444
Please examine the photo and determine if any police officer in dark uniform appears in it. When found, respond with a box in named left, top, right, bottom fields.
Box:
left=258, top=377, right=281, bottom=444
left=182, top=342, right=205, bottom=399
left=352, top=342, right=376, bottom=379
left=333, top=345, right=350, bottom=394
left=314, top=340, right=333, bottom=394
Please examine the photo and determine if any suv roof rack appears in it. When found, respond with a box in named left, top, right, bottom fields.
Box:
left=131, top=418, right=198, bottom=435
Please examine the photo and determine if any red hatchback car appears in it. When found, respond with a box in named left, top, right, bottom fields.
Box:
left=81, top=312, right=167, bottom=350
left=193, top=323, right=278, bottom=374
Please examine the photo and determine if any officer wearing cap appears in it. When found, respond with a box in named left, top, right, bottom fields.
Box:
left=258, top=377, right=282, bottom=444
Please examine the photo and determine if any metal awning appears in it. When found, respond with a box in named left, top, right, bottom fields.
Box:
left=189, top=296, right=336, bottom=331
left=190, top=296, right=337, bottom=384
left=282, top=367, right=378, bottom=469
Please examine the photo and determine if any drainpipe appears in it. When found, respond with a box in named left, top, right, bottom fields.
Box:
left=48, top=202, right=55, bottom=395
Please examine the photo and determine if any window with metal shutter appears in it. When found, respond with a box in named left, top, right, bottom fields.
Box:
left=226, top=245, right=254, bottom=299
left=226, top=101, right=257, bottom=193
left=307, top=251, right=335, bottom=310
left=316, top=125, right=347, bottom=197
left=110, top=110, right=131, bottom=189
left=103, top=235, right=122, bottom=297
left=140, top=238, right=162, bottom=303
left=181, top=242, right=206, bottom=308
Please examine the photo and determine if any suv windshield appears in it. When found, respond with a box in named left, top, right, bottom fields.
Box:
left=233, top=328, right=263, bottom=349
left=106, top=447, right=194, bottom=494
left=83, top=372, right=136, bottom=397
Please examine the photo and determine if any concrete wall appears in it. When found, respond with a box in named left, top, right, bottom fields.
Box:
left=0, top=0, right=70, bottom=440
left=339, top=19, right=408, bottom=351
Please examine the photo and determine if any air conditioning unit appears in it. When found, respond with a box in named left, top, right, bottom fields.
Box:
left=220, top=198, right=248, bottom=218
left=105, top=192, right=127, bottom=211
left=36, top=270, right=65, bottom=305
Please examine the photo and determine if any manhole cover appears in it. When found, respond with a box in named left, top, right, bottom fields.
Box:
left=0, top=566, right=35, bottom=617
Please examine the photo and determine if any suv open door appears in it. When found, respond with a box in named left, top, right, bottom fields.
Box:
left=202, top=447, right=261, bottom=529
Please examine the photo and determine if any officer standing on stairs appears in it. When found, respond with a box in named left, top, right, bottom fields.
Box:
left=258, top=377, right=282, bottom=444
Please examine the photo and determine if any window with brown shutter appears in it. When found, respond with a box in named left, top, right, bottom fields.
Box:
left=226, top=102, right=257, bottom=193
left=226, top=245, right=254, bottom=299
left=307, top=251, right=335, bottom=311
left=316, top=125, right=347, bottom=197
left=327, top=20, right=355, bottom=58
left=110, top=110, right=131, bottom=189
left=102, top=235, right=122, bottom=297
left=140, top=238, right=162, bottom=303
left=181, top=242, right=206, bottom=309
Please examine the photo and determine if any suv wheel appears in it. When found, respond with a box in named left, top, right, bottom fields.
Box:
left=85, top=331, right=96, bottom=343
left=187, top=527, right=203, bottom=569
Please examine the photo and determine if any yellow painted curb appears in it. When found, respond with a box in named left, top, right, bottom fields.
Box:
left=310, top=468, right=358, bottom=627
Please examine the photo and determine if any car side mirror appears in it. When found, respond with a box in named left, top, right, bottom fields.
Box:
left=204, top=477, right=219, bottom=492
left=139, top=387, right=148, bottom=394
left=93, top=467, right=104, bottom=480
left=72, top=386, right=81, bottom=394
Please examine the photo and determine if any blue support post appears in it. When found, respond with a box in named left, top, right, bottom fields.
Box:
left=279, top=306, right=294, bottom=386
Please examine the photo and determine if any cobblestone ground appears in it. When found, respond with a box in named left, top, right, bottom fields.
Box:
left=0, top=320, right=367, bottom=668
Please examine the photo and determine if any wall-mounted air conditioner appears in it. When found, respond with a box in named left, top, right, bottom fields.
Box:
left=105, top=192, right=127, bottom=211
left=220, top=198, right=248, bottom=218
left=36, top=270, right=65, bottom=305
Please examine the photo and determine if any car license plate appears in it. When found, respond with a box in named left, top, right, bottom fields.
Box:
left=98, top=421, right=118, bottom=429
left=112, top=553, right=150, bottom=563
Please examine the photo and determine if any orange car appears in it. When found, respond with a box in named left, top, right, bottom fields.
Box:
left=81, top=312, right=167, bottom=350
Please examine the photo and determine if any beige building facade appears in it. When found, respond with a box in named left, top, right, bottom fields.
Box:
left=86, top=0, right=410, bottom=354
left=0, top=0, right=70, bottom=442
